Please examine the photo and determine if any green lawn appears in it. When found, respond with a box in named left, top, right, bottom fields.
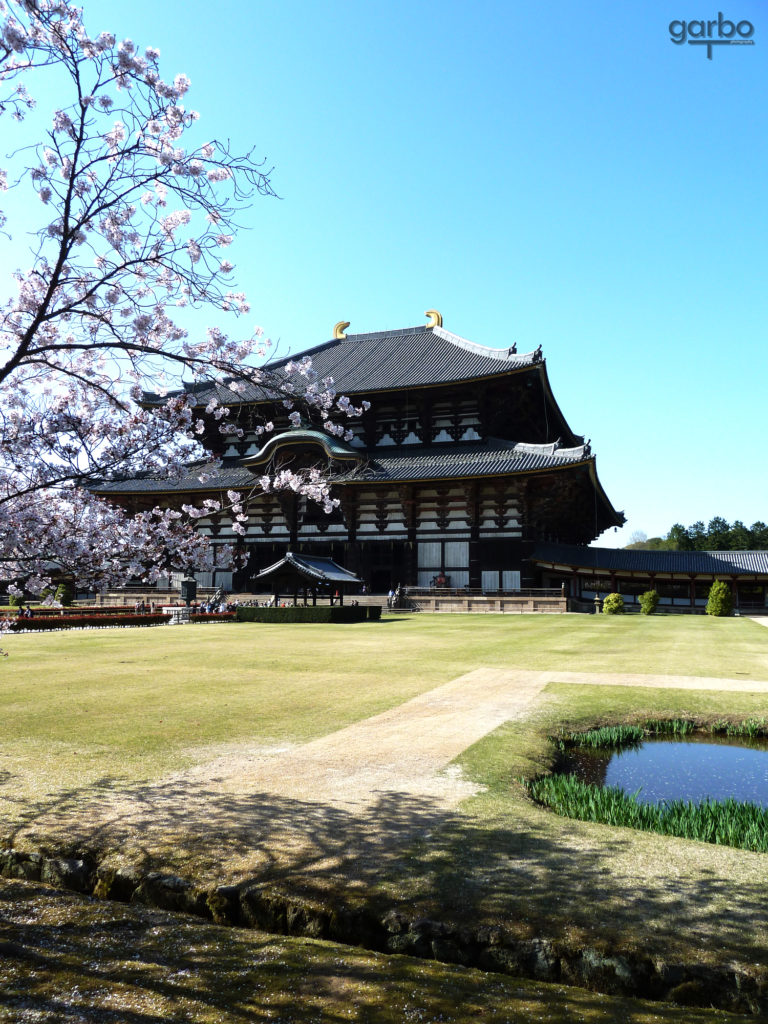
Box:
left=3, top=614, right=768, bottom=1012
left=3, top=613, right=767, bottom=765
left=2, top=613, right=768, bottom=853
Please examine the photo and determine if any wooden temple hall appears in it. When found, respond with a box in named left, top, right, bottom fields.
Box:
left=531, top=544, right=768, bottom=613
left=94, top=312, right=626, bottom=596
left=93, top=315, right=626, bottom=598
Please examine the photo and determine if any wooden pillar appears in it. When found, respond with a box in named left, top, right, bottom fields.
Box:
left=340, top=492, right=359, bottom=543
left=278, top=493, right=298, bottom=548
left=398, top=485, right=419, bottom=585
left=463, top=481, right=481, bottom=589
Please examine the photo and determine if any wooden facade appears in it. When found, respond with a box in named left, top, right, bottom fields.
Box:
left=94, top=319, right=625, bottom=591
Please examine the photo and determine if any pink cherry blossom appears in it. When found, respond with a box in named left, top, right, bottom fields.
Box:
left=0, top=0, right=367, bottom=633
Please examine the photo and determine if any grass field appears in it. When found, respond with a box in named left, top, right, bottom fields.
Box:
left=2, top=612, right=767, bottom=773
left=2, top=613, right=768, bottom=1019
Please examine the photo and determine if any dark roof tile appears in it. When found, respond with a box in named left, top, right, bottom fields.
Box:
left=143, top=325, right=541, bottom=407
left=92, top=439, right=592, bottom=495
left=358, top=439, right=590, bottom=482
left=532, top=543, right=768, bottom=576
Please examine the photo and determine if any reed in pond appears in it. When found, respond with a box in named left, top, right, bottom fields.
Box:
left=525, top=774, right=768, bottom=853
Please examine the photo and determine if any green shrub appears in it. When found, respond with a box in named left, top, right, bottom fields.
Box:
left=706, top=579, right=733, bottom=617
left=638, top=589, right=659, bottom=615
left=235, top=605, right=372, bottom=624
left=55, top=582, right=75, bottom=606
left=601, top=593, right=624, bottom=615
left=7, top=592, right=24, bottom=607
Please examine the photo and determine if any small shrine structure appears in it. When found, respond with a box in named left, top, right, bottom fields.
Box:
left=254, top=552, right=361, bottom=607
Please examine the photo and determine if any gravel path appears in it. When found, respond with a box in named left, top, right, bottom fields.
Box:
left=12, top=665, right=768, bottom=879
left=171, top=668, right=548, bottom=812
left=165, top=666, right=768, bottom=814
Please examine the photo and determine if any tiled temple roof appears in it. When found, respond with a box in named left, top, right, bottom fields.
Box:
left=255, top=552, right=361, bottom=585
left=532, top=543, right=768, bottom=576
left=272, top=325, right=541, bottom=392
left=92, top=439, right=592, bottom=495
left=92, top=461, right=253, bottom=495
left=360, top=439, right=590, bottom=482
left=142, top=324, right=541, bottom=407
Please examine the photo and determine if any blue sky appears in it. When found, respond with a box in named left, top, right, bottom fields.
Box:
left=8, top=1, right=768, bottom=545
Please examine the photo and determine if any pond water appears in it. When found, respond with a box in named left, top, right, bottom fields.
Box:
left=555, top=735, right=768, bottom=807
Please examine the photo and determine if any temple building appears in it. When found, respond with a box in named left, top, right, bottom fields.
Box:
left=94, top=313, right=625, bottom=593
left=532, top=544, right=768, bottom=613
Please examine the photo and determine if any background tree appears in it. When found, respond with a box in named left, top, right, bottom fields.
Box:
left=0, top=0, right=363, bottom=599
left=666, top=523, right=693, bottom=550
left=625, top=518, right=768, bottom=552
left=688, top=521, right=707, bottom=550
left=728, top=520, right=752, bottom=551
left=706, top=517, right=731, bottom=551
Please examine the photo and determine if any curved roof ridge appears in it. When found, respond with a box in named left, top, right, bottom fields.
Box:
left=430, top=324, right=519, bottom=361
left=241, top=427, right=363, bottom=468
left=512, top=440, right=588, bottom=460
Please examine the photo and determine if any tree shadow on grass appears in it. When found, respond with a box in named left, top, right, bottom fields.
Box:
left=0, top=878, right=748, bottom=1024
left=2, top=770, right=768, bottom=966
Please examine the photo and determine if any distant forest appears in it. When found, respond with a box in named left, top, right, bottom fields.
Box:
left=626, top=518, right=768, bottom=551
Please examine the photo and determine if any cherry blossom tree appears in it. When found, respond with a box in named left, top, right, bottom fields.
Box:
left=0, top=0, right=362, bottom=601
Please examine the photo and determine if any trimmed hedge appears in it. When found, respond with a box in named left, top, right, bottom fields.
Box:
left=601, top=593, right=624, bottom=614
left=9, top=613, right=169, bottom=631
left=706, top=579, right=733, bottom=617
left=235, top=605, right=379, bottom=624
left=57, top=605, right=162, bottom=616
left=638, top=589, right=659, bottom=615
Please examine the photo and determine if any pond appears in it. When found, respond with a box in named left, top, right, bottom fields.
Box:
left=555, top=734, right=768, bottom=808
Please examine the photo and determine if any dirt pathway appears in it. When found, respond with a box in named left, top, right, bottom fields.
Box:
left=12, top=665, right=768, bottom=878
left=173, top=668, right=549, bottom=811
left=164, top=666, right=768, bottom=813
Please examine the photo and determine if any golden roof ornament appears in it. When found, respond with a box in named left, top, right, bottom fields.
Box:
left=424, top=309, right=443, bottom=328
left=333, top=321, right=350, bottom=340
